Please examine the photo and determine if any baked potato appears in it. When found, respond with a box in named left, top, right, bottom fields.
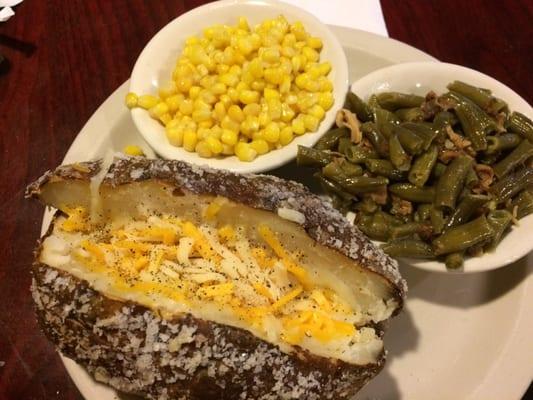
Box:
left=27, top=157, right=406, bottom=400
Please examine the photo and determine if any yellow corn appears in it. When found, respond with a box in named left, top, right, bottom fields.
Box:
left=134, top=16, right=333, bottom=159
left=183, top=130, right=198, bottom=152
left=250, top=139, right=270, bottom=155
left=123, top=145, right=144, bottom=156
left=138, top=94, right=159, bottom=110
left=235, top=142, right=257, bottom=161
left=279, top=126, right=294, bottom=145
left=125, top=92, right=138, bottom=108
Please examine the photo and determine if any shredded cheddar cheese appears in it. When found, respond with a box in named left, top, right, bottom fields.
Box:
left=54, top=209, right=359, bottom=347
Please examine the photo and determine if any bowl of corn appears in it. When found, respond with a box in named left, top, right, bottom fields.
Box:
left=128, top=0, right=348, bottom=173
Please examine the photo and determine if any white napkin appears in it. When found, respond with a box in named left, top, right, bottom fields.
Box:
left=281, top=0, right=388, bottom=37
left=0, top=0, right=23, bottom=22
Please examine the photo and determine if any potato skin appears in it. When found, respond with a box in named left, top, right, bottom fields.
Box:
left=32, top=262, right=384, bottom=400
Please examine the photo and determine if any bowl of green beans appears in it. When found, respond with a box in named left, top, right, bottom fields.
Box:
left=296, top=61, right=533, bottom=272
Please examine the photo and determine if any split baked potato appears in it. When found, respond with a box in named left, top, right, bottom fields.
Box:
left=27, top=157, right=406, bottom=400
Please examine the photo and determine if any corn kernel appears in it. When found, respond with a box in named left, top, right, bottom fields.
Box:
left=228, top=104, right=245, bottom=122
left=189, top=86, right=201, bottom=100
left=159, top=113, right=172, bottom=125
left=192, top=109, right=212, bottom=122
left=307, top=36, right=323, bottom=49
left=204, top=136, right=223, bottom=154
left=264, top=122, right=280, bottom=143
left=179, top=99, right=194, bottom=115
left=228, top=87, right=240, bottom=103
left=303, top=114, right=319, bottom=132
left=280, top=102, right=295, bottom=122
left=210, top=82, right=226, bottom=96
left=176, top=76, right=193, bottom=93
left=221, top=115, right=240, bottom=132
left=292, top=116, right=306, bottom=135
left=214, top=101, right=226, bottom=121
left=238, top=16, right=250, bottom=31
left=138, top=94, right=159, bottom=110
left=239, top=90, right=260, bottom=105
left=219, top=73, right=239, bottom=87
left=183, top=130, right=198, bottom=152
left=251, top=80, right=265, bottom=91
left=318, top=61, right=332, bottom=76
left=318, top=92, right=334, bottom=110
left=318, top=77, right=333, bottom=92
left=243, top=103, right=261, bottom=117
left=267, top=99, right=282, bottom=120
left=123, top=145, right=144, bottom=156
left=221, top=143, right=234, bottom=155
left=198, top=119, right=214, bottom=129
left=216, top=64, right=230, bottom=74
left=264, top=88, right=279, bottom=101
left=235, top=142, right=257, bottom=162
left=250, top=139, right=270, bottom=155
left=197, top=127, right=211, bottom=140
left=279, top=126, right=294, bottom=145
left=125, top=92, right=138, bottom=108
left=166, top=126, right=184, bottom=146
left=166, top=94, right=183, bottom=113
left=221, top=129, right=238, bottom=145
left=308, top=104, right=325, bottom=121
left=264, top=68, right=283, bottom=85
left=157, top=82, right=177, bottom=101
left=195, top=140, right=213, bottom=158
left=149, top=102, right=169, bottom=119
left=258, top=112, right=271, bottom=128
left=241, top=116, right=260, bottom=136
left=295, top=73, right=310, bottom=89
left=220, top=94, right=233, bottom=110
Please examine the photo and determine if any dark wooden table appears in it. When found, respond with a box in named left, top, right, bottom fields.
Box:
left=0, top=1, right=531, bottom=399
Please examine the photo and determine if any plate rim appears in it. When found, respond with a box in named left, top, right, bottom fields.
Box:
left=40, top=25, right=532, bottom=400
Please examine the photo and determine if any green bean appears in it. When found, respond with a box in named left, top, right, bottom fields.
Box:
left=394, top=125, right=425, bottom=155
left=510, top=190, right=533, bottom=219
left=446, top=91, right=497, bottom=151
left=361, top=122, right=389, bottom=157
left=391, top=222, right=432, bottom=239
left=433, top=111, right=457, bottom=143
left=434, top=155, right=473, bottom=210
left=389, top=183, right=435, bottom=203
left=430, top=207, right=446, bottom=234
left=485, top=133, right=522, bottom=154
left=490, top=167, right=533, bottom=202
left=315, top=173, right=354, bottom=201
left=506, top=111, right=533, bottom=142
left=376, top=92, right=425, bottom=111
left=447, top=81, right=507, bottom=115
left=465, top=166, right=479, bottom=189
left=415, top=204, right=433, bottom=222
left=375, top=210, right=404, bottom=226
left=338, top=139, right=378, bottom=163
left=332, top=175, right=389, bottom=195
left=323, top=160, right=363, bottom=180
left=408, top=145, right=439, bottom=187
left=297, top=146, right=334, bottom=168
left=357, top=213, right=390, bottom=241
left=314, top=127, right=350, bottom=151
left=492, top=139, right=533, bottom=178
left=432, top=215, right=494, bottom=255
left=402, top=122, right=438, bottom=150
left=444, top=252, right=464, bottom=269
left=395, top=107, right=425, bottom=122
left=374, top=107, right=400, bottom=139
left=381, top=238, right=434, bottom=259
left=486, top=210, right=513, bottom=248
left=346, top=92, right=374, bottom=122
left=365, top=159, right=404, bottom=180
left=389, top=134, right=412, bottom=171
left=445, top=194, right=490, bottom=229
left=432, top=162, right=447, bottom=179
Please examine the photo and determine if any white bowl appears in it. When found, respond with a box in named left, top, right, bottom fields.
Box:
left=351, top=61, right=533, bottom=273
left=130, top=0, right=348, bottom=173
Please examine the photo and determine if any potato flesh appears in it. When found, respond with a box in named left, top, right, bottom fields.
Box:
left=39, top=181, right=397, bottom=364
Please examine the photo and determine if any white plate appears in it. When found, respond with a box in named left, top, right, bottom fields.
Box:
left=41, top=25, right=533, bottom=400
